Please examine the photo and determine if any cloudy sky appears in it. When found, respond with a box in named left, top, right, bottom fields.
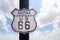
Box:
left=0, top=0, right=60, bottom=40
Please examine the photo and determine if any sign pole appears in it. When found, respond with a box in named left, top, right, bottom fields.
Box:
left=19, top=0, right=29, bottom=40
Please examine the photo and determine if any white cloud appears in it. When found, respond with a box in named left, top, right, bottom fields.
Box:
left=30, top=28, right=60, bottom=40
left=0, top=15, right=9, bottom=32
left=0, top=34, right=19, bottom=40
left=2, top=26, right=9, bottom=32
left=36, top=0, right=60, bottom=28
left=0, top=0, right=19, bottom=19
left=34, top=0, right=60, bottom=39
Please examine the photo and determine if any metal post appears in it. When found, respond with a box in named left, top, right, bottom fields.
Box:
left=19, top=0, right=29, bottom=40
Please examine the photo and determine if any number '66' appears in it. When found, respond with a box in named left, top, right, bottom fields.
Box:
left=18, top=21, right=30, bottom=30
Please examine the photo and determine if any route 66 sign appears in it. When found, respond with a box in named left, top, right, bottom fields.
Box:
left=11, top=8, right=37, bottom=33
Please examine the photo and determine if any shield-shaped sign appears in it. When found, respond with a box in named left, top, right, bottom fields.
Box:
left=11, top=8, right=37, bottom=33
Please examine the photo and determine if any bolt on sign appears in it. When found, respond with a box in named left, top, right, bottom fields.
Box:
left=11, top=8, right=37, bottom=33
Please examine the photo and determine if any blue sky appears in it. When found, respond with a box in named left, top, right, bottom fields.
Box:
left=0, top=0, right=60, bottom=40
